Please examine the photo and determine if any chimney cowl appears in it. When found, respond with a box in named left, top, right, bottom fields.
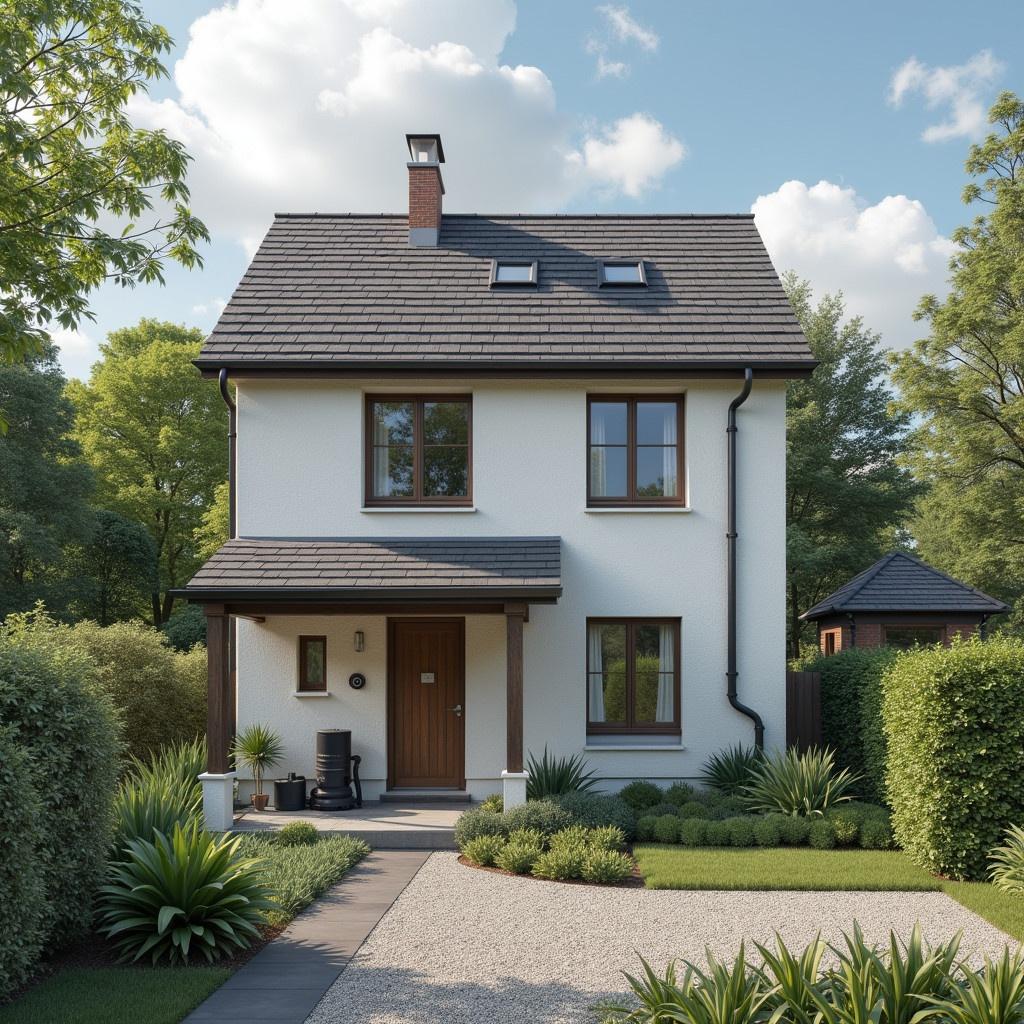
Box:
left=406, top=133, right=444, bottom=246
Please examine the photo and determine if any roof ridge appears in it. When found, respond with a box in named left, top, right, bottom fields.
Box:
left=271, top=212, right=757, bottom=221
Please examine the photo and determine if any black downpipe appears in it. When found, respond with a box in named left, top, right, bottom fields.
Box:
left=218, top=370, right=238, bottom=744
left=726, top=367, right=765, bottom=750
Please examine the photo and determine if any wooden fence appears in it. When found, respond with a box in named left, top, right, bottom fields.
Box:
left=785, top=670, right=822, bottom=751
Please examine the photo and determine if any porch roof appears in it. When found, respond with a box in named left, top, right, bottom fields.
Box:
left=176, top=536, right=562, bottom=604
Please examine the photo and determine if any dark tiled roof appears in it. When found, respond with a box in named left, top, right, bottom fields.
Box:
left=196, top=214, right=814, bottom=372
left=800, top=552, right=1009, bottom=620
left=178, top=536, right=561, bottom=601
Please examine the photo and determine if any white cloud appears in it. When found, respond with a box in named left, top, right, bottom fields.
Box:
left=128, top=0, right=683, bottom=257
left=752, top=180, right=956, bottom=349
left=50, top=326, right=99, bottom=381
left=888, top=50, right=1003, bottom=142
left=598, top=5, right=659, bottom=51
left=585, top=38, right=629, bottom=79
left=571, top=114, right=685, bottom=198
left=191, top=297, right=228, bottom=319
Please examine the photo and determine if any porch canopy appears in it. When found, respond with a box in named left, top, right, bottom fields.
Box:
left=177, top=536, right=562, bottom=780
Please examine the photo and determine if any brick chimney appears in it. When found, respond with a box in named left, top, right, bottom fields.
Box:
left=406, top=134, right=445, bottom=246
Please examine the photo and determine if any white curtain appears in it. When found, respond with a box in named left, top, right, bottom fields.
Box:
left=591, top=414, right=606, bottom=497
left=373, top=415, right=390, bottom=496
left=587, top=624, right=605, bottom=721
left=656, top=624, right=674, bottom=722
left=662, top=407, right=677, bottom=497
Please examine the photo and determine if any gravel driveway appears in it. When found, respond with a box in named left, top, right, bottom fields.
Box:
left=306, top=851, right=1016, bottom=1024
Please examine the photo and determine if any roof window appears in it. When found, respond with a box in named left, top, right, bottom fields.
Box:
left=600, top=259, right=647, bottom=287
left=490, top=260, right=538, bottom=287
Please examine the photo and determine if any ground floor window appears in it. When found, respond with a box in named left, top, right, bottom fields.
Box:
left=298, top=635, right=327, bottom=691
left=586, top=618, right=680, bottom=735
left=883, top=626, right=943, bottom=650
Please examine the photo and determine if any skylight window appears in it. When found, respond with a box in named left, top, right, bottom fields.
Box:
left=490, top=260, right=538, bottom=287
left=600, top=260, right=647, bottom=287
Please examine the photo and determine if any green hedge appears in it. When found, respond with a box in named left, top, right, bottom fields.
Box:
left=0, top=633, right=121, bottom=953
left=803, top=647, right=896, bottom=804
left=883, top=636, right=1024, bottom=880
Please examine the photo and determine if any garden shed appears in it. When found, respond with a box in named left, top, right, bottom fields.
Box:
left=801, top=551, right=1008, bottom=655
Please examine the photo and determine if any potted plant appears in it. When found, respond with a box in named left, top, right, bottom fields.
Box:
left=232, top=723, right=284, bottom=811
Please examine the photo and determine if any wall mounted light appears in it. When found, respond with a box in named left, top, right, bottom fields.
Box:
left=354, top=630, right=365, bottom=653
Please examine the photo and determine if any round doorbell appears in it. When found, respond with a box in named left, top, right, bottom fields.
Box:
left=349, top=672, right=367, bottom=690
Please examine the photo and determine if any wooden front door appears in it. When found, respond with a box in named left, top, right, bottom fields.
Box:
left=388, top=619, right=465, bottom=788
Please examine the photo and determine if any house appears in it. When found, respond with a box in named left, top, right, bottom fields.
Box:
left=177, top=134, right=816, bottom=830
left=801, top=551, right=1008, bottom=655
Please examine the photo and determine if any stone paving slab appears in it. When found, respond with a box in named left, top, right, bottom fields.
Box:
left=184, top=850, right=429, bottom=1024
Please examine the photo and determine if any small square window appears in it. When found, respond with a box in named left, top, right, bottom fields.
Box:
left=298, top=636, right=327, bottom=692
left=490, top=260, right=538, bottom=287
left=599, top=260, right=647, bottom=287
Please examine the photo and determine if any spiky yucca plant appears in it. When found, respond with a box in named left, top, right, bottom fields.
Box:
left=126, top=737, right=206, bottom=799
left=989, top=824, right=1024, bottom=895
left=525, top=746, right=599, bottom=799
left=111, top=780, right=202, bottom=860
left=99, top=822, right=275, bottom=964
left=741, top=746, right=858, bottom=817
left=231, top=723, right=284, bottom=798
left=699, top=744, right=764, bottom=795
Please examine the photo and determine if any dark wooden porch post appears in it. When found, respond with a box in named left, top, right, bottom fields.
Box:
left=505, top=604, right=527, bottom=773
left=205, top=603, right=232, bottom=774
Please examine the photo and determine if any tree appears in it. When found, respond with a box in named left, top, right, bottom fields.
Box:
left=0, top=0, right=207, bottom=366
left=891, top=92, right=1024, bottom=627
left=68, top=320, right=226, bottom=625
left=0, top=343, right=93, bottom=616
left=785, top=275, right=919, bottom=657
left=62, top=509, right=158, bottom=624
left=195, top=479, right=229, bottom=561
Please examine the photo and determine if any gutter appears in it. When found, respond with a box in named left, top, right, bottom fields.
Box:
left=726, top=368, right=765, bottom=750
left=218, top=369, right=237, bottom=539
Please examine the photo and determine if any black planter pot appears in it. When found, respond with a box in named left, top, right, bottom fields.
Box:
left=273, top=773, right=307, bottom=811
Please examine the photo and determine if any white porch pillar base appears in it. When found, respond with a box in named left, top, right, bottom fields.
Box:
left=199, top=771, right=236, bottom=831
left=501, top=770, right=529, bottom=809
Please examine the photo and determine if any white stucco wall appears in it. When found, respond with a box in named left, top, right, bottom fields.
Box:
left=232, top=377, right=786, bottom=798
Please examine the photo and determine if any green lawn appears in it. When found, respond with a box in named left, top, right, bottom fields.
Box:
left=635, top=845, right=1024, bottom=943
left=0, top=967, right=230, bottom=1024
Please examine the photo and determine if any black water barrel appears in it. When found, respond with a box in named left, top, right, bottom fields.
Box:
left=316, top=729, right=352, bottom=786
left=273, top=773, right=307, bottom=811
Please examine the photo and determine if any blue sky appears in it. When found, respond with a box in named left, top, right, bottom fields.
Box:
left=60, top=0, right=1024, bottom=379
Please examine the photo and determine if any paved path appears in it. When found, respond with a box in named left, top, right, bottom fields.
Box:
left=306, top=852, right=1018, bottom=1024
left=184, top=850, right=429, bottom=1023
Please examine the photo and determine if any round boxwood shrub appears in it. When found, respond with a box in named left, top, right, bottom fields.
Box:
left=665, top=782, right=697, bottom=805
left=277, top=821, right=319, bottom=847
left=617, top=780, right=663, bottom=811
left=0, top=631, right=120, bottom=944
left=859, top=817, right=893, bottom=850
left=636, top=815, right=658, bottom=842
left=648, top=802, right=680, bottom=818
left=0, top=727, right=46, bottom=995
left=454, top=807, right=505, bottom=848
left=503, top=800, right=573, bottom=837
left=884, top=637, right=1024, bottom=879
left=828, top=811, right=860, bottom=847
left=653, top=814, right=681, bottom=844
left=678, top=800, right=711, bottom=819
left=809, top=819, right=837, bottom=850
left=705, top=820, right=731, bottom=846
left=779, top=815, right=812, bottom=846
left=678, top=818, right=708, bottom=847
left=554, top=792, right=637, bottom=839
left=753, top=816, right=784, bottom=848
left=726, top=816, right=756, bottom=848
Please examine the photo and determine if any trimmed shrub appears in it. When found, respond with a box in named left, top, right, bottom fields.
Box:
left=618, top=780, right=664, bottom=811
left=706, top=794, right=747, bottom=818
left=804, top=647, right=897, bottom=805
left=454, top=807, right=505, bottom=848
left=462, top=834, right=506, bottom=867
left=726, top=816, right=756, bottom=848
left=480, top=794, right=504, bottom=813
left=779, top=816, right=812, bottom=846
left=678, top=800, right=710, bottom=820
left=532, top=840, right=588, bottom=881
left=653, top=814, right=681, bottom=844
left=665, top=782, right=697, bottom=805
left=0, top=727, right=46, bottom=995
left=0, top=630, right=120, bottom=944
left=495, top=837, right=542, bottom=875
left=277, top=821, right=319, bottom=847
left=884, top=637, right=1024, bottom=879
left=636, top=815, right=659, bottom=842
left=678, top=818, right=708, bottom=847
left=581, top=849, right=634, bottom=884
left=753, top=816, right=784, bottom=848
left=503, top=800, right=573, bottom=837
left=809, top=819, right=837, bottom=850
left=588, top=826, right=627, bottom=852
left=830, top=814, right=859, bottom=847
left=705, top=820, right=731, bottom=846
left=859, top=817, right=893, bottom=850
left=648, top=802, right=680, bottom=818
left=554, top=792, right=637, bottom=839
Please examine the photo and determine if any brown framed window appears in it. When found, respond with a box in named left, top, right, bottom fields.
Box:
left=365, top=396, right=472, bottom=506
left=586, top=618, right=681, bottom=735
left=883, top=626, right=943, bottom=650
left=587, top=396, right=684, bottom=506
left=298, top=636, right=327, bottom=692
left=823, top=630, right=837, bottom=655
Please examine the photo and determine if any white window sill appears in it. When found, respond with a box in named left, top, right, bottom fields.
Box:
left=293, top=691, right=331, bottom=698
left=584, top=507, right=692, bottom=514
left=584, top=743, right=686, bottom=751
left=361, top=506, right=477, bottom=513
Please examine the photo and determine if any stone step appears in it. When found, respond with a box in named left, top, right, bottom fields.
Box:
left=380, top=790, right=472, bottom=804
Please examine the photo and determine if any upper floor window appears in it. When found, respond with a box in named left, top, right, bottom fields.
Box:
left=587, top=618, right=680, bottom=735
left=366, top=396, right=472, bottom=506
left=490, top=260, right=538, bottom=286
left=599, top=259, right=647, bottom=287
left=588, top=396, right=684, bottom=506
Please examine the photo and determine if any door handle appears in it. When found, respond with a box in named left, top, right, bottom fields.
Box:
left=448, top=704, right=463, bottom=717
